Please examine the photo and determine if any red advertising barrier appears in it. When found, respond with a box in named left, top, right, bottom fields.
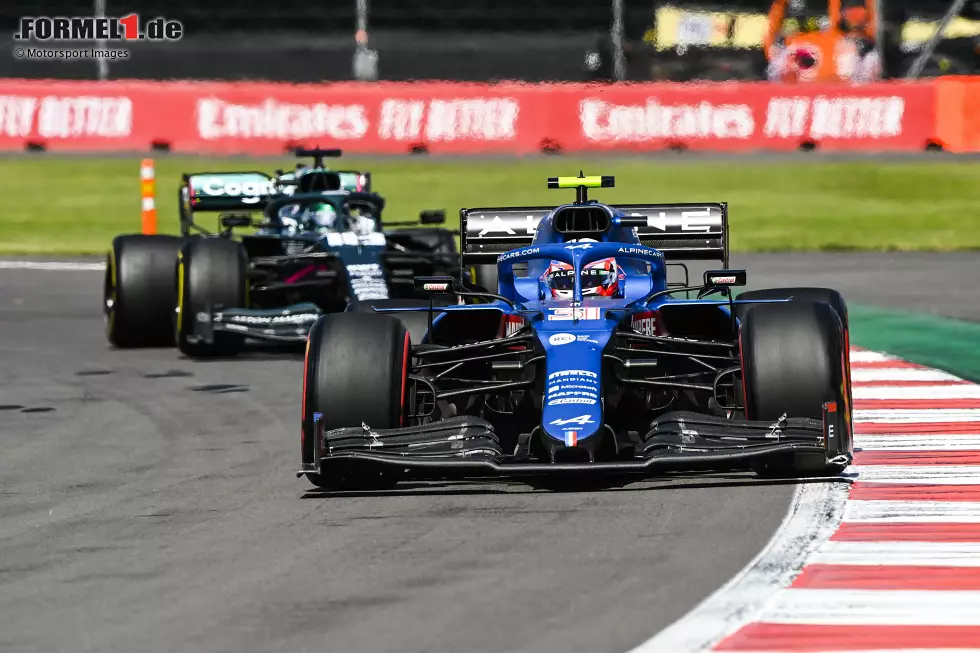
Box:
left=0, top=78, right=965, bottom=154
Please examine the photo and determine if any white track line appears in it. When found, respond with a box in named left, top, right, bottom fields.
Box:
left=762, top=588, right=980, bottom=626
left=811, top=541, right=980, bottom=567
left=0, top=260, right=105, bottom=271
left=854, top=385, right=980, bottom=399
left=856, top=435, right=980, bottom=450
left=852, top=368, right=963, bottom=383
left=846, top=465, right=980, bottom=483
left=855, top=408, right=980, bottom=422
left=843, top=500, right=980, bottom=522
left=850, top=351, right=899, bottom=363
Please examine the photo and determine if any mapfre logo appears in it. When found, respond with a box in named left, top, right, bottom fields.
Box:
left=579, top=98, right=755, bottom=141
left=502, top=315, right=526, bottom=337
left=764, top=96, right=905, bottom=140
left=378, top=98, right=519, bottom=142
left=0, top=95, right=132, bottom=138
left=631, top=311, right=661, bottom=336
left=196, top=98, right=368, bottom=140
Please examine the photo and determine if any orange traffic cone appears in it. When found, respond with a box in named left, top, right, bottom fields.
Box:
left=141, top=158, right=157, bottom=235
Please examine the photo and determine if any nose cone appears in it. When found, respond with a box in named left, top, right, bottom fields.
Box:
left=538, top=329, right=610, bottom=445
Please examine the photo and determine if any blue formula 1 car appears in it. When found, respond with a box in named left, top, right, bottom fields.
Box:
left=298, top=174, right=853, bottom=490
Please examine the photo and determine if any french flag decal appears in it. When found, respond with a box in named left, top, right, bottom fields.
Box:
left=564, top=432, right=578, bottom=447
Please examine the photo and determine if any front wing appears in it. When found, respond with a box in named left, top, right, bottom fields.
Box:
left=207, top=303, right=322, bottom=342
left=298, top=404, right=851, bottom=481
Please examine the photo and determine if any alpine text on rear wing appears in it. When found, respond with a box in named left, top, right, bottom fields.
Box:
left=459, top=203, right=728, bottom=266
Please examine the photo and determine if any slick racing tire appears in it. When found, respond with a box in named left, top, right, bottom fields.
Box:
left=347, top=298, right=453, bottom=344
left=735, top=287, right=848, bottom=331
left=736, top=287, right=851, bottom=411
left=176, top=237, right=248, bottom=359
left=105, top=234, right=182, bottom=348
left=302, top=312, right=410, bottom=490
left=740, top=301, right=849, bottom=478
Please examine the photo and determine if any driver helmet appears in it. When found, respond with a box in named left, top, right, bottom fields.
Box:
left=305, top=201, right=338, bottom=231
left=544, top=257, right=621, bottom=299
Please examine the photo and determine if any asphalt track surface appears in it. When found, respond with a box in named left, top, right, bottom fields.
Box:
left=0, top=252, right=976, bottom=653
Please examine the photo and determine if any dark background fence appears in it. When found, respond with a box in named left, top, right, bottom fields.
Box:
left=2, top=0, right=978, bottom=81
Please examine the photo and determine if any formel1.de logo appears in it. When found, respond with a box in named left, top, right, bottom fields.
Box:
left=14, top=15, right=183, bottom=41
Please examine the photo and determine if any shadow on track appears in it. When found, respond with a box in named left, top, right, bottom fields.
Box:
left=299, top=473, right=847, bottom=499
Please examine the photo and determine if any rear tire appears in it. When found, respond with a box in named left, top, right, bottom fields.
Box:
left=104, top=234, right=182, bottom=348
left=740, top=301, right=848, bottom=478
left=302, top=312, right=410, bottom=490
left=176, top=238, right=248, bottom=358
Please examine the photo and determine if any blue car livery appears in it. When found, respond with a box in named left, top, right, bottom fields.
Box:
left=298, top=174, right=853, bottom=489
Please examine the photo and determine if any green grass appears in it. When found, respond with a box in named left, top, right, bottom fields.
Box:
left=2, top=155, right=980, bottom=254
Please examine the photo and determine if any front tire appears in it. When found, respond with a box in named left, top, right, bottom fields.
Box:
left=302, top=313, right=410, bottom=490
left=104, top=234, right=182, bottom=348
left=737, top=286, right=851, bottom=414
left=176, top=238, right=248, bottom=358
left=740, top=301, right=849, bottom=478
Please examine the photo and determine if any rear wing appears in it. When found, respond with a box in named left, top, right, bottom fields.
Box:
left=459, top=203, right=729, bottom=266
left=276, top=169, right=371, bottom=193
left=179, top=170, right=370, bottom=215
left=180, top=171, right=277, bottom=214
left=336, top=171, right=371, bottom=192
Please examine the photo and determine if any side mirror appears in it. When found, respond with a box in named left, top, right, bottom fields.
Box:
left=703, top=269, right=747, bottom=287
left=414, top=275, right=457, bottom=295
left=420, top=209, right=445, bottom=225
left=220, top=213, right=253, bottom=230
